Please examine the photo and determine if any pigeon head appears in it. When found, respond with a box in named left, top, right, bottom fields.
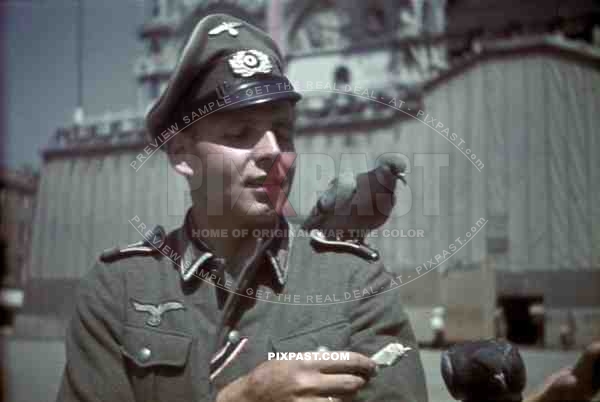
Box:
left=441, top=339, right=526, bottom=402
left=377, top=155, right=407, bottom=184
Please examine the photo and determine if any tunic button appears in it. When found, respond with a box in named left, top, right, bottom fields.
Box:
left=138, top=347, right=152, bottom=362
left=228, top=330, right=241, bottom=344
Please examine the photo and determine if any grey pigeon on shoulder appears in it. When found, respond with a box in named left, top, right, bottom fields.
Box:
left=302, top=154, right=407, bottom=242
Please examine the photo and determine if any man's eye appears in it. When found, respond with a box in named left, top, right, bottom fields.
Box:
left=275, top=124, right=294, bottom=140
left=274, top=121, right=292, bottom=133
left=224, top=129, right=248, bottom=139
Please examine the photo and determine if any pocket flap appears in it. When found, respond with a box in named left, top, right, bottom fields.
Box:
left=270, top=319, right=350, bottom=353
left=120, top=325, right=192, bottom=368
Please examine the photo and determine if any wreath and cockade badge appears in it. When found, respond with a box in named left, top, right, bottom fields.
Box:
left=228, top=49, right=273, bottom=77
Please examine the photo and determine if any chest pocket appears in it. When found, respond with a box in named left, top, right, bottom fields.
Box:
left=120, top=325, right=194, bottom=402
left=270, top=319, right=351, bottom=353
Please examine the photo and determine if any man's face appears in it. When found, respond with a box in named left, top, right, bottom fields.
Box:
left=171, top=101, right=296, bottom=225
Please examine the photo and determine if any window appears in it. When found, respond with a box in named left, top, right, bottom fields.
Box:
left=344, top=134, right=355, bottom=147
left=366, top=3, right=386, bottom=34
left=149, top=80, right=160, bottom=100
left=18, top=222, right=26, bottom=245
left=149, top=38, right=161, bottom=54
left=334, top=65, right=350, bottom=85
left=151, top=0, right=160, bottom=18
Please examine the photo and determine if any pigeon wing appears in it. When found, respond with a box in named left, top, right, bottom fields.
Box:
left=318, top=178, right=341, bottom=213
left=303, top=174, right=357, bottom=231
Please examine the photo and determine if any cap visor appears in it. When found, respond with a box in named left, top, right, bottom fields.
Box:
left=225, top=90, right=302, bottom=111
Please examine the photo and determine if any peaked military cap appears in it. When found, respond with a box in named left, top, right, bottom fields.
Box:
left=146, top=13, right=302, bottom=142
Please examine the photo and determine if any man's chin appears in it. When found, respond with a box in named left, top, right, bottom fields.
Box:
left=233, top=202, right=280, bottom=227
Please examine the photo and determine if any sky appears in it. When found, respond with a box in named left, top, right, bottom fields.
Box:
left=1, top=0, right=145, bottom=170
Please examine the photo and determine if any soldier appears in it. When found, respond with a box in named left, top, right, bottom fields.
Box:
left=430, top=306, right=446, bottom=348
left=559, top=310, right=577, bottom=350
left=56, top=13, right=428, bottom=402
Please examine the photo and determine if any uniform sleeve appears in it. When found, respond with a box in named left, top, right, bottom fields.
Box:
left=347, top=262, right=429, bottom=402
left=56, top=262, right=136, bottom=402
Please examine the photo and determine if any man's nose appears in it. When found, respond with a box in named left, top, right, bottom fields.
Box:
left=253, top=130, right=281, bottom=171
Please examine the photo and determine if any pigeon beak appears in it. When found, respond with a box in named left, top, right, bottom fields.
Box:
left=396, top=172, right=407, bottom=185
left=385, top=162, right=407, bottom=184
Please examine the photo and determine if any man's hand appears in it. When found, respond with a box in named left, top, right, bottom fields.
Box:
left=525, top=341, right=600, bottom=402
left=216, top=351, right=376, bottom=402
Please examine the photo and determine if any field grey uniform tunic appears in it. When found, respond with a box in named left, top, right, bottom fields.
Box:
left=57, top=211, right=428, bottom=402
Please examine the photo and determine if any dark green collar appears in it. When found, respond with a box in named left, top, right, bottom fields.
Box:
left=178, top=209, right=292, bottom=286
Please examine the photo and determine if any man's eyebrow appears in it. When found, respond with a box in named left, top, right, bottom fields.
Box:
left=274, top=118, right=294, bottom=127
left=236, top=113, right=294, bottom=125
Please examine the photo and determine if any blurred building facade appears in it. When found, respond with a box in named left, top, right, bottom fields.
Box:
left=18, top=0, right=600, bottom=347
left=0, top=167, right=38, bottom=331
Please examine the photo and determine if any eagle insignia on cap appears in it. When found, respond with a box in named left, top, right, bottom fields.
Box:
left=228, top=49, right=273, bottom=77
left=208, top=21, right=243, bottom=37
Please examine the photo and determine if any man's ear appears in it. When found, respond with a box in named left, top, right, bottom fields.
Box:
left=167, top=130, right=196, bottom=178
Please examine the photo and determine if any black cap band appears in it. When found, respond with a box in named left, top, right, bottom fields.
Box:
left=168, top=76, right=301, bottom=131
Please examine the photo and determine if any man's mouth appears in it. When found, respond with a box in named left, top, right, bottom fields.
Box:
left=247, top=174, right=288, bottom=188
left=245, top=166, right=297, bottom=217
left=246, top=176, right=267, bottom=187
